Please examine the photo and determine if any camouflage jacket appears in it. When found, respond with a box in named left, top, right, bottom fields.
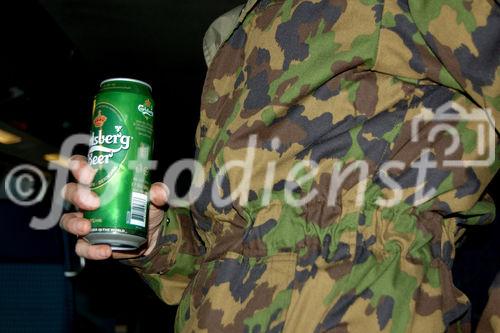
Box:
left=128, top=0, right=500, bottom=332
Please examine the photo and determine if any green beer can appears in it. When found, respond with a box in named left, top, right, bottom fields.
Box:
left=84, top=78, right=155, bottom=250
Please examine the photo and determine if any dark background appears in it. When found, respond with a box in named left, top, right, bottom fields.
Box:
left=0, top=1, right=241, bottom=332
left=0, top=1, right=498, bottom=333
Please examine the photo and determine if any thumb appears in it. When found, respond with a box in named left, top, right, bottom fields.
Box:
left=149, top=182, right=169, bottom=208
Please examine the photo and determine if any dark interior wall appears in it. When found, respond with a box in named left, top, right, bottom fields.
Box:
left=0, top=0, right=244, bottom=262
left=0, top=1, right=242, bottom=332
left=0, top=0, right=243, bottom=164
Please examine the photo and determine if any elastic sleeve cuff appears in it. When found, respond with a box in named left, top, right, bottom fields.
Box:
left=120, top=213, right=177, bottom=273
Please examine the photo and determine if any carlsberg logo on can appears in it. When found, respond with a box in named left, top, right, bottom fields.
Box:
left=88, top=105, right=133, bottom=167
left=88, top=129, right=132, bottom=166
left=137, top=98, right=154, bottom=117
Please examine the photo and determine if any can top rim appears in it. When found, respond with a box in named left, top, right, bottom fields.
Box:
left=100, top=78, right=152, bottom=91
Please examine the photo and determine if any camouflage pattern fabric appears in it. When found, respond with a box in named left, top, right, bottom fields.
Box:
left=477, top=273, right=500, bottom=333
left=127, top=0, right=500, bottom=332
left=203, top=4, right=245, bottom=67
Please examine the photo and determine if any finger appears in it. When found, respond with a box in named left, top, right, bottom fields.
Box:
left=75, top=239, right=112, bottom=260
left=59, top=212, right=91, bottom=236
left=69, top=155, right=96, bottom=185
left=61, top=183, right=100, bottom=210
left=149, top=182, right=169, bottom=207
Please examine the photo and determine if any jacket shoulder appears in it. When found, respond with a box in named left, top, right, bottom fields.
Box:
left=203, top=5, right=245, bottom=67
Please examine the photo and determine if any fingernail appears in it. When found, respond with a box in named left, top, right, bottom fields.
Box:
left=159, top=183, right=169, bottom=201
left=161, top=188, right=168, bottom=202
left=86, top=192, right=99, bottom=207
left=68, top=159, right=79, bottom=171
left=82, top=167, right=96, bottom=184
left=100, top=248, right=110, bottom=257
left=80, top=169, right=91, bottom=184
left=77, top=221, right=87, bottom=233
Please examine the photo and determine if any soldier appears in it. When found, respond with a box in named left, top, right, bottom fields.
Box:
left=61, top=0, right=499, bottom=332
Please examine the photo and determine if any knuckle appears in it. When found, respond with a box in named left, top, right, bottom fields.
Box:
left=78, top=166, right=94, bottom=184
left=60, top=183, right=73, bottom=200
left=60, top=213, right=77, bottom=231
left=66, top=216, right=81, bottom=234
left=60, top=212, right=85, bottom=234
left=154, top=182, right=169, bottom=195
left=72, top=185, right=90, bottom=208
left=89, top=245, right=109, bottom=260
left=88, top=246, right=100, bottom=259
left=70, top=157, right=93, bottom=184
left=59, top=214, right=69, bottom=230
left=75, top=240, right=87, bottom=257
left=69, top=155, right=86, bottom=168
left=70, top=154, right=86, bottom=162
left=71, top=186, right=83, bottom=205
left=151, top=183, right=169, bottom=203
left=77, top=219, right=91, bottom=235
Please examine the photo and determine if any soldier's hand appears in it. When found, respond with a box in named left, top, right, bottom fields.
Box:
left=59, top=155, right=168, bottom=260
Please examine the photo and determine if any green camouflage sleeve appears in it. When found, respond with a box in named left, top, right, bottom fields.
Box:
left=409, top=0, right=500, bottom=130
left=125, top=207, right=203, bottom=305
